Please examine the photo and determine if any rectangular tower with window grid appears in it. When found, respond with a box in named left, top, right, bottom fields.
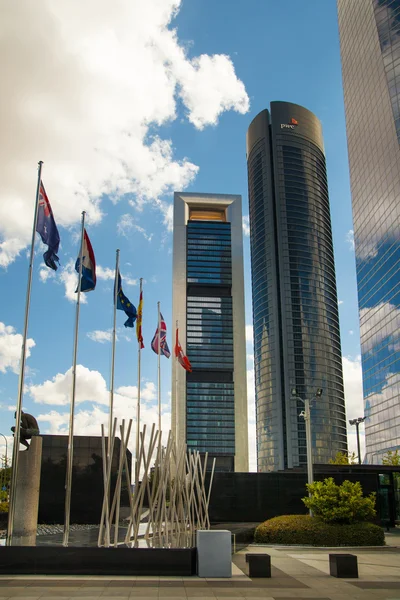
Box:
left=172, top=192, right=248, bottom=472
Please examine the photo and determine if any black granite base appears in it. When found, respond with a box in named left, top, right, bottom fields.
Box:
left=248, top=554, right=271, bottom=578
left=0, top=546, right=197, bottom=576
left=329, top=553, right=358, bottom=578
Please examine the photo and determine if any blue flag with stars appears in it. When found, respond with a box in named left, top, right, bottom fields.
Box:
left=115, top=270, right=137, bottom=328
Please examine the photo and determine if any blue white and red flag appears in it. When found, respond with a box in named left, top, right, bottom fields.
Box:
left=36, top=182, right=60, bottom=270
left=75, top=229, right=96, bottom=292
left=151, top=313, right=170, bottom=358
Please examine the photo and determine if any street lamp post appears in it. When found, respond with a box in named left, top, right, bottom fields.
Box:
left=349, top=417, right=365, bottom=465
left=291, top=387, right=323, bottom=515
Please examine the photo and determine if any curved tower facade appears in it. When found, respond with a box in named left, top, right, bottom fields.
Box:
left=246, top=101, right=347, bottom=471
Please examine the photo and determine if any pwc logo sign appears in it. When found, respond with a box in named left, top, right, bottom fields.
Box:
left=281, top=118, right=298, bottom=130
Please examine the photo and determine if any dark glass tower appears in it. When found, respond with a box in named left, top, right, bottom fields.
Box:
left=246, top=102, right=347, bottom=471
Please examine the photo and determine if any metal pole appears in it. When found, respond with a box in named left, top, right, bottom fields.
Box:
left=7, top=160, right=43, bottom=547
left=356, top=421, right=361, bottom=465
left=63, top=211, right=86, bottom=547
left=175, top=320, right=179, bottom=447
left=135, top=278, right=143, bottom=488
left=109, top=249, right=120, bottom=451
left=157, top=301, right=161, bottom=436
left=304, top=397, right=313, bottom=516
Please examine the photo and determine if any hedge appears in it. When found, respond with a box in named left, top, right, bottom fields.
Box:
left=254, top=514, right=385, bottom=546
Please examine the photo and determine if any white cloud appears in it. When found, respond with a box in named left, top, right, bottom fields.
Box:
left=59, top=260, right=87, bottom=304
left=47, top=260, right=117, bottom=303
left=124, top=276, right=138, bottom=287
left=346, top=229, right=355, bottom=251
left=242, top=215, right=250, bottom=237
left=343, top=355, right=364, bottom=420
left=116, top=382, right=156, bottom=403
left=39, top=266, right=56, bottom=283
left=87, top=330, right=113, bottom=344
left=117, top=214, right=153, bottom=242
left=360, top=302, right=400, bottom=353
left=245, top=324, right=253, bottom=344
left=0, top=0, right=249, bottom=267
left=173, top=53, right=249, bottom=129
left=37, top=400, right=172, bottom=456
left=0, top=322, right=35, bottom=374
left=28, top=366, right=158, bottom=412
left=34, top=370, right=170, bottom=453
left=91, top=265, right=137, bottom=286
left=338, top=299, right=344, bottom=305
left=342, top=355, right=365, bottom=458
left=28, top=364, right=108, bottom=406
left=96, top=266, right=115, bottom=281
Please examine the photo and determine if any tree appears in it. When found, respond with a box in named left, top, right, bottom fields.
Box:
left=329, top=451, right=358, bottom=465
left=302, top=477, right=376, bottom=524
left=382, top=449, right=400, bottom=466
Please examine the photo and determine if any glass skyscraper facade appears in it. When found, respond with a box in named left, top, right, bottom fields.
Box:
left=247, top=102, right=347, bottom=471
left=186, top=221, right=235, bottom=458
left=172, top=193, right=248, bottom=472
left=338, top=0, right=400, bottom=462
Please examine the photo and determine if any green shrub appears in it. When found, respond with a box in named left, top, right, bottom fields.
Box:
left=254, top=515, right=384, bottom=546
left=303, top=478, right=376, bottom=524
left=0, top=501, right=8, bottom=513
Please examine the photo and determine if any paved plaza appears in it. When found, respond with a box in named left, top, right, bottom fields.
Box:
left=2, top=542, right=400, bottom=600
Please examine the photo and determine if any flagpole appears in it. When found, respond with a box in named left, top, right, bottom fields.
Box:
left=135, top=278, right=143, bottom=487
left=157, top=302, right=161, bottom=437
left=109, top=249, right=120, bottom=452
left=175, top=320, right=179, bottom=447
left=63, top=210, right=85, bottom=547
left=7, top=160, right=43, bottom=547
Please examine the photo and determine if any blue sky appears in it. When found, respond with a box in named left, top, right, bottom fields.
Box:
left=0, top=0, right=363, bottom=470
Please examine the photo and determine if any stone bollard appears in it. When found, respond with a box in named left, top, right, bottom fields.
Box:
left=196, top=530, right=232, bottom=577
left=12, top=436, right=42, bottom=546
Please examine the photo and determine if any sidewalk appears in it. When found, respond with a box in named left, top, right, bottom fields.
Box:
left=1, top=543, right=400, bottom=599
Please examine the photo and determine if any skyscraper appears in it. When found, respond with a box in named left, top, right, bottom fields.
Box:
left=172, top=192, right=248, bottom=472
left=337, top=0, right=400, bottom=463
left=246, top=102, right=347, bottom=472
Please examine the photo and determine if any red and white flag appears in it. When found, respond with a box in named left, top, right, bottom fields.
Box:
left=175, top=327, right=192, bottom=372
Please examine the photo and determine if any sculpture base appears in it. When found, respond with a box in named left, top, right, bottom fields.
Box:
left=12, top=437, right=42, bottom=546
left=0, top=546, right=197, bottom=576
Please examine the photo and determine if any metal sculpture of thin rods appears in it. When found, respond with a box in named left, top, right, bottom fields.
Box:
left=99, top=421, right=216, bottom=548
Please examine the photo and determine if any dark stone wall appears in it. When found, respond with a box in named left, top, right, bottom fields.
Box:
left=207, top=465, right=400, bottom=524
left=38, top=435, right=132, bottom=524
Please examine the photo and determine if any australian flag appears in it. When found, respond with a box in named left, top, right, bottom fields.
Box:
left=151, top=313, right=170, bottom=358
left=115, top=271, right=137, bottom=328
left=36, top=182, right=60, bottom=270
left=75, top=229, right=96, bottom=292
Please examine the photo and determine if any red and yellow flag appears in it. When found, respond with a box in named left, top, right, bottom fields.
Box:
left=136, top=290, right=144, bottom=349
